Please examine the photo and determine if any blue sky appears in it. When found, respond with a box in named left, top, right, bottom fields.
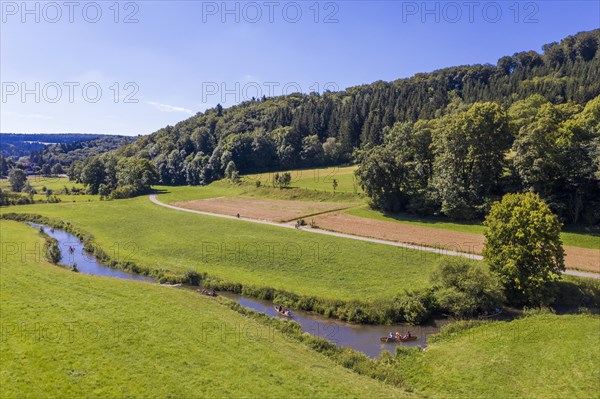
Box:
left=1, top=1, right=598, bottom=135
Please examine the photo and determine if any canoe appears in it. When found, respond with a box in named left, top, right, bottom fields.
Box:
left=380, top=335, right=418, bottom=343
left=274, top=306, right=292, bottom=317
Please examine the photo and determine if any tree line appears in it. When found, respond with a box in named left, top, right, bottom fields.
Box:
left=356, top=95, right=600, bottom=224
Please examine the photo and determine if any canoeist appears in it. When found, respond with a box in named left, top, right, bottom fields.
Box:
left=404, top=331, right=412, bottom=339
left=388, top=332, right=394, bottom=339
left=395, top=332, right=401, bottom=340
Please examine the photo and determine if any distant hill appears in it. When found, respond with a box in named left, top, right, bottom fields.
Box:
left=0, top=133, right=105, bottom=159
left=28, top=135, right=138, bottom=170
left=0, top=133, right=137, bottom=176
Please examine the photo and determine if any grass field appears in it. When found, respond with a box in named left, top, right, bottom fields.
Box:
left=156, top=181, right=360, bottom=205
left=245, top=165, right=362, bottom=194
left=401, top=314, right=600, bottom=399
left=0, top=176, right=98, bottom=203
left=0, top=220, right=410, bottom=398
left=0, top=197, right=445, bottom=302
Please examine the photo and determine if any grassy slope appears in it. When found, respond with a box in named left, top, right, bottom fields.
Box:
left=348, top=206, right=600, bottom=250
left=156, top=181, right=360, bottom=204
left=401, top=314, right=600, bottom=399
left=246, top=165, right=362, bottom=194
left=0, top=221, right=409, bottom=398
left=0, top=197, right=444, bottom=301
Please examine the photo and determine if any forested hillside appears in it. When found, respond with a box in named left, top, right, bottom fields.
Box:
left=73, top=30, right=600, bottom=222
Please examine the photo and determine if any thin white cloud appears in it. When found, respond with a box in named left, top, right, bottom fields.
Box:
left=2, top=110, right=53, bottom=120
left=147, top=101, right=194, bottom=115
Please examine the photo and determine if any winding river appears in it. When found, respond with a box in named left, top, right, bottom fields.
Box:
left=34, top=223, right=447, bottom=357
left=32, top=223, right=153, bottom=282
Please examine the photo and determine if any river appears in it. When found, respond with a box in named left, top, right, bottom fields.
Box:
left=34, top=223, right=447, bottom=357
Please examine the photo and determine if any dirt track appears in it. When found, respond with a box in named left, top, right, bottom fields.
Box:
left=171, top=197, right=354, bottom=223
left=313, top=213, right=600, bottom=273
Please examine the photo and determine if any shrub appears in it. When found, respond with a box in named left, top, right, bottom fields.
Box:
left=552, top=276, right=600, bottom=308
left=183, top=270, right=202, bottom=285
left=43, top=237, right=62, bottom=264
left=110, top=185, right=136, bottom=199
left=397, top=292, right=430, bottom=324
left=431, top=258, right=505, bottom=317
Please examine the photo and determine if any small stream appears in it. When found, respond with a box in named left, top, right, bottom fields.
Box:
left=32, top=223, right=153, bottom=282
left=33, top=223, right=449, bottom=357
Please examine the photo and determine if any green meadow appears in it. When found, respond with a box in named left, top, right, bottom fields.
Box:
left=155, top=180, right=360, bottom=204
left=0, top=176, right=98, bottom=203
left=0, top=220, right=410, bottom=398
left=400, top=314, right=600, bottom=399
left=0, top=196, right=444, bottom=302
left=246, top=165, right=362, bottom=194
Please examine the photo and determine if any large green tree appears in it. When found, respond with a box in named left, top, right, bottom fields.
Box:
left=432, top=102, right=511, bottom=219
left=355, top=121, right=433, bottom=212
left=80, top=158, right=106, bottom=194
left=483, top=192, right=565, bottom=305
left=8, top=168, right=27, bottom=192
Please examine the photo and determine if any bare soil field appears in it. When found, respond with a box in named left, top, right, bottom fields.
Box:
left=171, top=197, right=355, bottom=222
left=313, top=213, right=599, bottom=273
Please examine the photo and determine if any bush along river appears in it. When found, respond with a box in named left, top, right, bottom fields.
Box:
left=34, top=223, right=451, bottom=358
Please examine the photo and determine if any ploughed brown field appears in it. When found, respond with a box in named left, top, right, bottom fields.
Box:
left=171, top=197, right=356, bottom=223
left=313, top=213, right=600, bottom=273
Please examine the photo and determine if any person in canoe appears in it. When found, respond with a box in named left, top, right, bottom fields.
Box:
left=395, top=331, right=402, bottom=341
left=388, top=332, right=394, bottom=340
left=403, top=331, right=412, bottom=340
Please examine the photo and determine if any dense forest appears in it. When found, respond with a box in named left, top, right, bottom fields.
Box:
left=65, top=30, right=600, bottom=222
